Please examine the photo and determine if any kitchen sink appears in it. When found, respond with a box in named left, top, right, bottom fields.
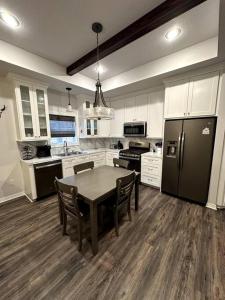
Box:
left=57, top=151, right=83, bottom=157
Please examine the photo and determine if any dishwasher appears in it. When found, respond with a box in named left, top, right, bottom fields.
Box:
left=34, top=160, right=62, bottom=199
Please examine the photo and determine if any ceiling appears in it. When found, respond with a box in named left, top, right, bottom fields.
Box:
left=0, top=0, right=221, bottom=96
left=81, top=0, right=219, bottom=80
left=0, top=0, right=165, bottom=66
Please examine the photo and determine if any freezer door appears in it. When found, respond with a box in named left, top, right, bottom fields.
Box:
left=161, top=120, right=183, bottom=196
left=178, top=117, right=216, bottom=204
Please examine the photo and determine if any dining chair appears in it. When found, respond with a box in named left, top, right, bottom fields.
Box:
left=54, top=177, right=89, bottom=251
left=113, top=158, right=129, bottom=169
left=73, top=161, right=94, bottom=174
left=105, top=171, right=136, bottom=236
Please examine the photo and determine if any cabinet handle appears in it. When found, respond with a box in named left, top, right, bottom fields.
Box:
left=184, top=113, right=186, bottom=116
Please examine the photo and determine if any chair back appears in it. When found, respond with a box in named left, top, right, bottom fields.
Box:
left=73, top=161, right=94, bottom=174
left=55, top=178, right=82, bottom=218
left=113, top=158, right=129, bottom=169
left=116, top=172, right=135, bottom=206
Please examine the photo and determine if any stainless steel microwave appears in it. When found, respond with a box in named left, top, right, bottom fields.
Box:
left=123, top=122, right=147, bottom=137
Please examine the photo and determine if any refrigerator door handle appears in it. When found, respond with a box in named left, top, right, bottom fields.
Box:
left=180, top=131, right=185, bottom=169
left=177, top=133, right=182, bottom=169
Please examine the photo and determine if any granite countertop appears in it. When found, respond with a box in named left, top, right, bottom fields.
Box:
left=21, top=148, right=121, bottom=165
left=141, top=152, right=163, bottom=158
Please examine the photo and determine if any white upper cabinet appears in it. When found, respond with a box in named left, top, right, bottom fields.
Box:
left=124, top=97, right=136, bottom=122
left=110, top=100, right=124, bottom=137
left=164, top=79, right=189, bottom=119
left=135, top=94, right=148, bottom=121
left=164, top=72, right=219, bottom=119
left=148, top=91, right=164, bottom=138
left=98, top=119, right=110, bottom=137
left=187, top=72, right=219, bottom=117
left=14, top=80, right=50, bottom=141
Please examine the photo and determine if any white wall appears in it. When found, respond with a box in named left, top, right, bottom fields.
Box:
left=0, top=78, right=24, bottom=202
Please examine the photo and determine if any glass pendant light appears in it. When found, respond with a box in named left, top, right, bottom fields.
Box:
left=66, top=87, right=72, bottom=112
left=84, top=22, right=114, bottom=120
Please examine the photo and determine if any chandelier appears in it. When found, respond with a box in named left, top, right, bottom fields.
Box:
left=84, top=22, right=114, bottom=120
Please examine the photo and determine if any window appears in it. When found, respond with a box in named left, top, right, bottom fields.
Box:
left=49, top=114, right=78, bottom=145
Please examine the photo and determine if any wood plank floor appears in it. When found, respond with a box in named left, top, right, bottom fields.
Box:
left=0, top=186, right=225, bottom=300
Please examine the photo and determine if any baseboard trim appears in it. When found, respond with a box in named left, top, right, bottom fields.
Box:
left=0, top=192, right=25, bottom=204
left=206, top=203, right=217, bottom=211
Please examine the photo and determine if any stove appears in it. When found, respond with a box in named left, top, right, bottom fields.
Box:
left=119, top=141, right=150, bottom=171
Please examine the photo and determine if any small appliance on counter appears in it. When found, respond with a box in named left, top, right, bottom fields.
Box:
left=155, top=142, right=162, bottom=155
left=117, top=140, right=123, bottom=149
left=36, top=145, right=51, bottom=158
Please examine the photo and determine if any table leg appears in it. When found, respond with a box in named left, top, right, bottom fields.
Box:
left=90, top=202, right=98, bottom=255
left=135, top=174, right=140, bottom=211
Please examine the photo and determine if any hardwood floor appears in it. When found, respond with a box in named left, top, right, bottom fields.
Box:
left=0, top=186, right=225, bottom=300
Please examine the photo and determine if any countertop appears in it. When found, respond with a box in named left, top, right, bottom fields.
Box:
left=21, top=148, right=121, bottom=165
left=141, top=152, right=162, bottom=158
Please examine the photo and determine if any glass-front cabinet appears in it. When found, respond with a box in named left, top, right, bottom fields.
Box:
left=14, top=80, right=50, bottom=141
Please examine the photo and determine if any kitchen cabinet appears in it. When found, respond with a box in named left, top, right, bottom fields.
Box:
left=164, top=72, right=219, bottom=119
left=98, top=119, right=110, bottom=137
left=14, top=80, right=50, bottom=141
left=89, top=152, right=106, bottom=167
left=105, top=151, right=119, bottom=166
left=188, top=72, right=219, bottom=117
left=164, top=79, right=189, bottom=119
left=110, top=100, right=124, bottom=137
left=124, top=94, right=148, bottom=122
left=62, top=155, right=90, bottom=177
left=148, top=91, right=164, bottom=138
left=141, top=154, right=162, bottom=188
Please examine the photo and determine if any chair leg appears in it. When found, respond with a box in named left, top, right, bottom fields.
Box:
left=62, top=213, right=67, bottom=235
left=127, top=201, right=132, bottom=222
left=114, top=209, right=119, bottom=237
left=58, top=201, right=63, bottom=225
left=77, top=221, right=83, bottom=251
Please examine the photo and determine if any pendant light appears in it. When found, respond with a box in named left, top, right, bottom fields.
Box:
left=84, top=22, right=114, bottom=120
left=66, top=87, right=72, bottom=112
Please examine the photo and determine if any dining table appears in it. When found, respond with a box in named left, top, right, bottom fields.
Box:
left=59, top=165, right=140, bottom=255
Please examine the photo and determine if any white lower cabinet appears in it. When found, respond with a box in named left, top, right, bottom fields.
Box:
left=89, top=152, right=106, bottom=167
left=141, top=154, right=162, bottom=188
left=62, top=151, right=115, bottom=177
left=105, top=151, right=119, bottom=166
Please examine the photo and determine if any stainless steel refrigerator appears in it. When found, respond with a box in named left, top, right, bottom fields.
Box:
left=161, top=117, right=216, bottom=204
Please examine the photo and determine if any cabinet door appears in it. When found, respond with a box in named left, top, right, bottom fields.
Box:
left=98, top=120, right=110, bottom=137
left=148, top=91, right=164, bottom=138
left=110, top=100, right=124, bottom=137
left=135, top=94, right=148, bottom=121
left=188, top=72, right=219, bottom=117
left=33, top=88, right=50, bottom=139
left=164, top=80, right=189, bottom=118
left=124, top=97, right=135, bottom=122
left=16, top=84, right=37, bottom=140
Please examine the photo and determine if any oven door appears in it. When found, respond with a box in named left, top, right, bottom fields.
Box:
left=119, top=156, right=141, bottom=172
left=123, top=122, right=146, bottom=137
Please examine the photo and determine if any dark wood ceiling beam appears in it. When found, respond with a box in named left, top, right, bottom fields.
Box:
left=67, top=0, right=207, bottom=76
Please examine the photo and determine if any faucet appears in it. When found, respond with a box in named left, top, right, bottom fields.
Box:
left=64, top=141, right=69, bottom=156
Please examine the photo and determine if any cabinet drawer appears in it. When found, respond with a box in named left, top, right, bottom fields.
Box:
left=141, top=174, right=161, bottom=188
left=142, top=157, right=162, bottom=166
left=73, top=155, right=90, bottom=164
left=89, top=152, right=105, bottom=161
left=142, top=164, right=161, bottom=176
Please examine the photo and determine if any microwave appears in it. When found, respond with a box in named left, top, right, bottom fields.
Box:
left=123, top=122, right=147, bottom=137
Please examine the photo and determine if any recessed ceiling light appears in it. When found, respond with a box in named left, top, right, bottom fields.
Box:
left=0, top=9, right=21, bottom=29
left=95, top=65, right=104, bottom=74
left=165, top=27, right=181, bottom=41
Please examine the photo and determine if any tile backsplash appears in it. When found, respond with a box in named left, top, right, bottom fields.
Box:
left=18, top=137, right=162, bottom=158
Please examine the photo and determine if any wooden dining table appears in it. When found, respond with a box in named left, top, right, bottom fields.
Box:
left=59, top=165, right=140, bottom=255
